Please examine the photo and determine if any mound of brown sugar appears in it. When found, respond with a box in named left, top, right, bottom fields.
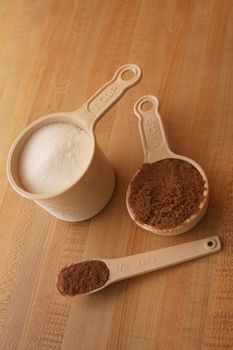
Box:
left=128, top=158, right=206, bottom=229
left=57, top=260, right=109, bottom=296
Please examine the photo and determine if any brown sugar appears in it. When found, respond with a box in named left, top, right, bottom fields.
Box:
left=57, top=260, right=109, bottom=296
left=128, top=158, right=206, bottom=229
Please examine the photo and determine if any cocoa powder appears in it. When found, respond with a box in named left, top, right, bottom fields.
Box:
left=128, top=158, right=206, bottom=229
left=57, top=260, right=109, bottom=296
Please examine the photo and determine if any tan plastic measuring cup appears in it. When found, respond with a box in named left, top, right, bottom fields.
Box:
left=7, top=64, right=142, bottom=221
left=126, top=95, right=209, bottom=236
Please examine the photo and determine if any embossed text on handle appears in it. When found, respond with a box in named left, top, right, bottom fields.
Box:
left=144, top=117, right=163, bottom=149
left=88, top=86, right=120, bottom=113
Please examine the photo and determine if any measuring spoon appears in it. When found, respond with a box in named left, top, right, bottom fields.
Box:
left=126, top=95, right=209, bottom=235
left=57, top=236, right=221, bottom=296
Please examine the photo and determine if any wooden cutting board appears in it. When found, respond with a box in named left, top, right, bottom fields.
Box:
left=0, top=1, right=233, bottom=349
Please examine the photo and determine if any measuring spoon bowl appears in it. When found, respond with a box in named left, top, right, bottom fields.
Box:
left=126, top=95, right=209, bottom=236
left=7, top=64, right=142, bottom=221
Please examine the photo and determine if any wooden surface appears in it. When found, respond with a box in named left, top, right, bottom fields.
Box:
left=0, top=1, right=233, bottom=349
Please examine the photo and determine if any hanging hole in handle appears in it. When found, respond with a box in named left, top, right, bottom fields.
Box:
left=204, top=239, right=217, bottom=250
left=139, top=100, right=154, bottom=112
left=121, top=69, right=136, bottom=81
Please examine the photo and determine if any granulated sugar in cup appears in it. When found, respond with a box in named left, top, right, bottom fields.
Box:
left=7, top=64, right=142, bottom=221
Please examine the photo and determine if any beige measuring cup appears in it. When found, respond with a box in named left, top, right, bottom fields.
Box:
left=57, top=236, right=221, bottom=296
left=7, top=64, right=142, bottom=221
left=126, top=95, right=209, bottom=236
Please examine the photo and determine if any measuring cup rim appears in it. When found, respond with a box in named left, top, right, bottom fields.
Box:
left=6, top=112, right=97, bottom=201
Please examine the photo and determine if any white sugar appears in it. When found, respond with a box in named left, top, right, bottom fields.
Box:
left=19, top=123, right=93, bottom=194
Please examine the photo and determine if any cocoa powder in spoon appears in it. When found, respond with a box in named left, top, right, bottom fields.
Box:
left=128, top=158, right=206, bottom=229
left=57, top=260, right=109, bottom=296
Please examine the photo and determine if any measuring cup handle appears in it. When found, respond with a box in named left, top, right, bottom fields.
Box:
left=134, top=95, right=171, bottom=163
left=73, top=64, right=142, bottom=130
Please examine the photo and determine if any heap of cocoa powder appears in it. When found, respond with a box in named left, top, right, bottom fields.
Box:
left=128, top=158, right=206, bottom=229
left=57, top=260, right=109, bottom=296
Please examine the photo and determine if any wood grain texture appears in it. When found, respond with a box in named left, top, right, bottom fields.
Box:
left=0, top=0, right=233, bottom=349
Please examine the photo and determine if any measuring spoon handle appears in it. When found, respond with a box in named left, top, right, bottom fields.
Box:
left=134, top=95, right=172, bottom=163
left=107, top=236, right=221, bottom=283
left=73, top=64, right=142, bottom=130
